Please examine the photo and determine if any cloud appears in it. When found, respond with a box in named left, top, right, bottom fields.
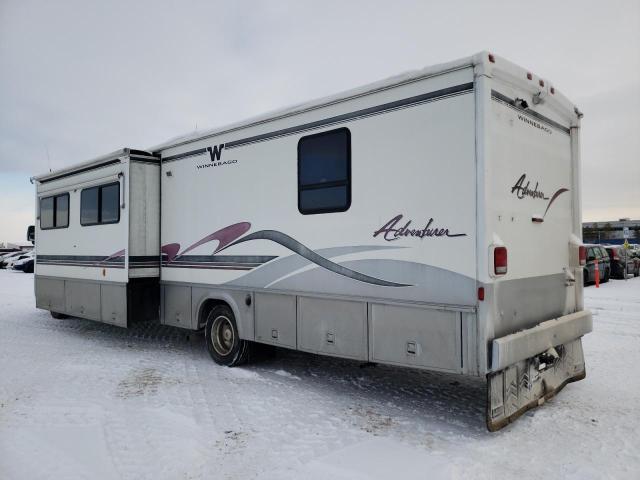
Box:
left=1, top=0, right=639, bottom=241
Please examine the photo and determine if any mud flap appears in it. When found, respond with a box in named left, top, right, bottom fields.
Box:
left=487, top=338, right=586, bottom=431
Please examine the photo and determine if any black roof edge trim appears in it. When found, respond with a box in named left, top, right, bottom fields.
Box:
left=39, top=159, right=122, bottom=184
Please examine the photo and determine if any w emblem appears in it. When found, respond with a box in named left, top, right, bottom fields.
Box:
left=207, top=144, right=225, bottom=162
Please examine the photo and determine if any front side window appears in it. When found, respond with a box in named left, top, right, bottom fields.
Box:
left=81, top=182, right=120, bottom=226
left=298, top=128, right=351, bottom=215
left=40, top=193, right=69, bottom=229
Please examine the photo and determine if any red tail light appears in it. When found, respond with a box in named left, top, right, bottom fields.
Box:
left=578, top=246, right=586, bottom=266
left=494, top=247, right=508, bottom=275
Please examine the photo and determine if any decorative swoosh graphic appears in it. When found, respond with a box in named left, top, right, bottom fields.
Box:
left=543, top=188, right=569, bottom=219
left=162, top=224, right=411, bottom=287
left=219, top=230, right=411, bottom=287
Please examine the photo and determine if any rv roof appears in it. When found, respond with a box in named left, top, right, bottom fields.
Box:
left=149, top=51, right=579, bottom=153
left=32, top=51, right=580, bottom=181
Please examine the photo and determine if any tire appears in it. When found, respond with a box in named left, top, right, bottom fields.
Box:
left=50, top=311, right=68, bottom=319
left=602, top=268, right=610, bottom=283
left=583, top=269, right=589, bottom=286
left=204, top=305, right=250, bottom=366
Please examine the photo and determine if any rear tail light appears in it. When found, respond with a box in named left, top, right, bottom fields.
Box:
left=578, top=246, right=586, bottom=266
left=494, top=247, right=508, bottom=275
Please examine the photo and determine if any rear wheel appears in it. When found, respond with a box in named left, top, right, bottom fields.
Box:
left=204, top=305, right=250, bottom=366
left=50, top=311, right=68, bottom=319
left=602, top=268, right=610, bottom=283
left=583, top=270, right=589, bottom=286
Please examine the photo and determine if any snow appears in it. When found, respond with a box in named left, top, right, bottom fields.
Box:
left=0, top=269, right=639, bottom=479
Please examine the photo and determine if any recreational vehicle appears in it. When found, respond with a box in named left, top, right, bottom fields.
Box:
left=32, top=52, right=592, bottom=431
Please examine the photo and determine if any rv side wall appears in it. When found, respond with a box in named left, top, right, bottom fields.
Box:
left=160, top=67, right=480, bottom=374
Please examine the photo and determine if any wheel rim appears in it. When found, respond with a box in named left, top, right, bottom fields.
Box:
left=211, top=315, right=234, bottom=356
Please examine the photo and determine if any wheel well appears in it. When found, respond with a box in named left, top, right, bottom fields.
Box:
left=198, top=299, right=229, bottom=330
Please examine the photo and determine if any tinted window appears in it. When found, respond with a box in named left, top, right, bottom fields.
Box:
left=40, top=193, right=69, bottom=229
left=81, top=182, right=119, bottom=226
left=56, top=194, right=69, bottom=228
left=298, top=128, right=351, bottom=214
left=40, top=197, right=54, bottom=229
left=81, top=187, right=99, bottom=225
left=101, top=184, right=119, bottom=223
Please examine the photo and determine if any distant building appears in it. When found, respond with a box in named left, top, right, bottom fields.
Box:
left=583, top=218, right=639, bottom=245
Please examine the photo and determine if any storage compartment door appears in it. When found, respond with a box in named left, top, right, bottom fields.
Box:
left=35, top=277, right=66, bottom=313
left=297, top=297, right=367, bottom=361
left=254, top=293, right=297, bottom=348
left=369, top=303, right=462, bottom=373
left=162, top=285, right=191, bottom=328
left=65, top=280, right=101, bottom=320
left=101, top=284, right=127, bottom=327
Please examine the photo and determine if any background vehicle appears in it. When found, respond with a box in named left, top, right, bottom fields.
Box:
left=584, top=244, right=610, bottom=285
left=0, top=251, right=29, bottom=269
left=32, top=52, right=591, bottom=431
left=605, top=246, right=635, bottom=279
left=12, top=251, right=35, bottom=273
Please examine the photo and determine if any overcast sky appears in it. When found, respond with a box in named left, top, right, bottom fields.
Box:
left=1, top=0, right=638, bottom=242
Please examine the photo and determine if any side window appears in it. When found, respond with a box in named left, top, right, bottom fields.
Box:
left=298, top=128, right=351, bottom=215
left=40, top=196, right=54, bottom=229
left=40, top=193, right=69, bottom=229
left=81, top=182, right=120, bottom=226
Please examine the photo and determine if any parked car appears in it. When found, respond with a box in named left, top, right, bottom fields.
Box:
left=628, top=245, right=640, bottom=277
left=583, top=244, right=610, bottom=285
left=0, top=251, right=29, bottom=269
left=604, top=246, right=635, bottom=279
left=12, top=251, right=34, bottom=273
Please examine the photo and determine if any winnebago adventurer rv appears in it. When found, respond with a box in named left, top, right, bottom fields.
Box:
left=32, top=52, right=592, bottom=431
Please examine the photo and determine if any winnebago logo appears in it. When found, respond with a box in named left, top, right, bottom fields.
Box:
left=373, top=214, right=467, bottom=242
left=517, top=114, right=552, bottom=134
left=511, top=174, right=549, bottom=200
left=196, top=144, right=238, bottom=170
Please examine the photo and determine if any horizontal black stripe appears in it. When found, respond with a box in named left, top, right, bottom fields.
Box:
left=226, top=83, right=473, bottom=149
left=129, top=255, right=160, bottom=262
left=162, top=83, right=474, bottom=162
left=490, top=90, right=570, bottom=134
left=163, top=147, right=208, bottom=163
left=37, top=261, right=125, bottom=269
left=37, top=255, right=123, bottom=263
left=170, top=255, right=276, bottom=264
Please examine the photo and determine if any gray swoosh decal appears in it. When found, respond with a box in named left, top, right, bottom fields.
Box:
left=226, top=245, right=405, bottom=288
left=220, top=230, right=411, bottom=287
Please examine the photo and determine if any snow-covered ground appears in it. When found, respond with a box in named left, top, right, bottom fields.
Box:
left=0, top=270, right=638, bottom=479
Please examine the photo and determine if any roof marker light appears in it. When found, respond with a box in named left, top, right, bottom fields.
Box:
left=488, top=53, right=495, bottom=63
left=527, top=72, right=533, bottom=80
left=539, top=79, right=545, bottom=87
left=550, top=86, right=555, bottom=94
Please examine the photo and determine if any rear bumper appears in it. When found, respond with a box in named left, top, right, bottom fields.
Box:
left=486, top=310, right=592, bottom=431
left=491, top=309, right=592, bottom=372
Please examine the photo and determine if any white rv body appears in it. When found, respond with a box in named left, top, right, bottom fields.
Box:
left=33, top=53, right=591, bottom=430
